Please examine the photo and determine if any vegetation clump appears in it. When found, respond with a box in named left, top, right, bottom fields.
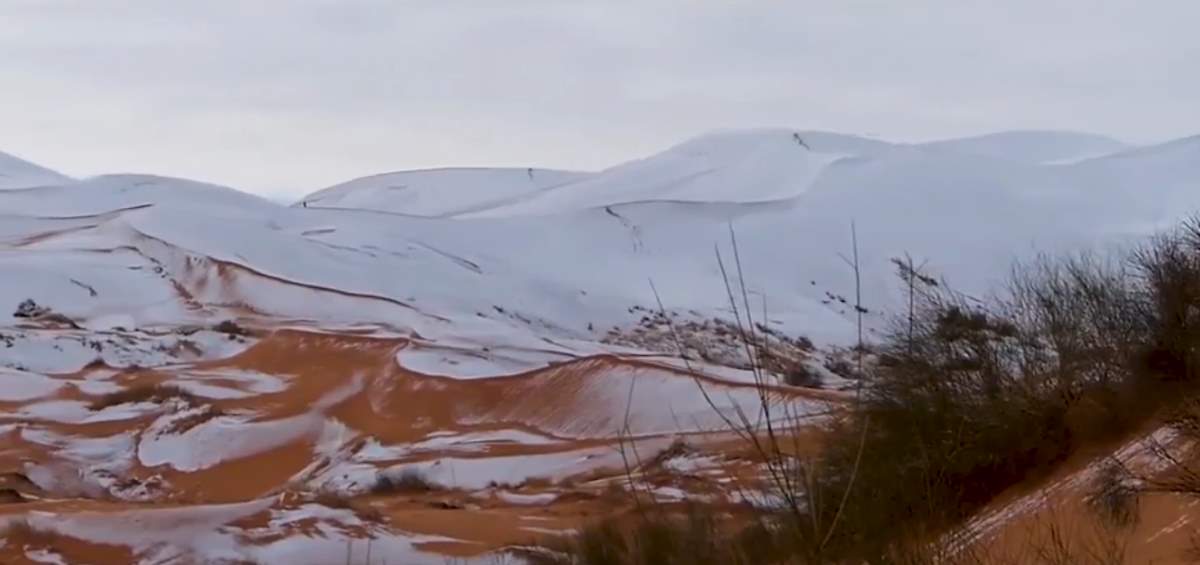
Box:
left=551, top=217, right=1200, bottom=564
left=370, top=468, right=443, bottom=495
left=90, top=383, right=198, bottom=410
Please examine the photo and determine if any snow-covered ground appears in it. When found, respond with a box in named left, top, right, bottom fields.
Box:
left=4, top=129, right=1198, bottom=362
left=301, top=167, right=591, bottom=217
left=0, top=150, right=72, bottom=190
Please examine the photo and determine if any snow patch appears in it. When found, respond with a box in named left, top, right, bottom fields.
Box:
left=0, top=368, right=63, bottom=401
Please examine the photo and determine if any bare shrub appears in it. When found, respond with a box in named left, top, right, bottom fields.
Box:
left=370, top=468, right=442, bottom=495
left=804, top=278, right=1082, bottom=558
left=213, top=319, right=251, bottom=337
left=814, top=226, right=1200, bottom=559
left=1024, top=517, right=1130, bottom=565
left=1087, top=461, right=1139, bottom=528
left=13, top=299, right=49, bottom=318
left=90, top=383, right=198, bottom=410
left=640, top=438, right=691, bottom=470
left=1132, top=223, right=1200, bottom=382
left=541, top=508, right=757, bottom=565
left=778, top=360, right=821, bottom=388
left=552, top=216, right=1200, bottom=564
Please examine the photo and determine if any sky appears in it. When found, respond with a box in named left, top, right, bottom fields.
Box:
left=1, top=2, right=1197, bottom=199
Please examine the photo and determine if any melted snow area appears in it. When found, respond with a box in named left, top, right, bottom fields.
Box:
left=1, top=130, right=1199, bottom=563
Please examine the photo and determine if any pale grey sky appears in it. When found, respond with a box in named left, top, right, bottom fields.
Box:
left=1, top=1, right=1197, bottom=198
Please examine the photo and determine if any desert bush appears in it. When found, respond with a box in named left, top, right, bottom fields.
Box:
left=811, top=283, right=1077, bottom=558
left=13, top=299, right=49, bottom=318
left=778, top=361, right=821, bottom=387
left=1131, top=221, right=1200, bottom=382
left=554, top=216, right=1200, bottom=564
left=540, top=508, right=765, bottom=565
left=1087, top=461, right=1139, bottom=528
left=213, top=319, right=251, bottom=337
left=641, top=438, right=691, bottom=470
left=811, top=221, right=1200, bottom=559
left=90, top=383, right=198, bottom=410
left=370, top=468, right=442, bottom=494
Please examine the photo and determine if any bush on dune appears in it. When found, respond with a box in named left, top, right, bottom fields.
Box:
left=552, top=216, right=1200, bottom=564
left=89, top=383, right=199, bottom=410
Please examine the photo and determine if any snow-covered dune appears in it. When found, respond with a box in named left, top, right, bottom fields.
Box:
left=299, top=130, right=1153, bottom=221
left=0, top=174, right=281, bottom=217
left=916, top=130, right=1130, bottom=164
left=302, top=167, right=590, bottom=217
left=0, top=150, right=72, bottom=190
left=5, top=129, right=1200, bottom=356
left=458, top=129, right=896, bottom=216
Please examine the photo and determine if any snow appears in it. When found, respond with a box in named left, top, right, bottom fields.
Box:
left=356, top=429, right=561, bottom=461
left=11, top=498, right=476, bottom=564
left=376, top=439, right=675, bottom=490
left=10, top=498, right=482, bottom=564
left=138, top=408, right=321, bottom=472
left=137, top=378, right=355, bottom=472
left=0, top=368, right=63, bottom=401
left=651, top=486, right=689, bottom=501
left=495, top=490, right=559, bottom=506
left=166, top=380, right=257, bottom=399
left=20, top=428, right=136, bottom=466
left=461, top=361, right=833, bottom=438
left=74, top=379, right=122, bottom=397
left=24, top=548, right=68, bottom=565
left=395, top=344, right=568, bottom=379
left=316, top=437, right=675, bottom=494
left=461, top=129, right=891, bottom=216
left=175, top=369, right=289, bottom=394
left=662, top=453, right=723, bottom=475
left=22, top=499, right=275, bottom=557
left=0, top=329, right=254, bottom=374
left=83, top=314, right=138, bottom=332
left=948, top=425, right=1181, bottom=550
left=0, top=247, right=188, bottom=328
left=13, top=399, right=154, bottom=424
left=3, top=128, right=1200, bottom=386
left=917, top=130, right=1129, bottom=164
left=244, top=525, right=470, bottom=565
left=303, top=167, right=590, bottom=217
left=0, top=150, right=71, bottom=190
left=19, top=428, right=143, bottom=498
left=0, top=173, right=278, bottom=217
left=267, top=503, right=363, bottom=528
left=15, top=400, right=103, bottom=422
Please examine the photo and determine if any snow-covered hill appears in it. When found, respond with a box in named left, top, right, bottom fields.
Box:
left=452, top=130, right=896, bottom=216
left=6, top=129, right=1199, bottom=358
left=916, top=130, right=1129, bottom=164
left=300, top=167, right=590, bottom=217
left=0, top=150, right=72, bottom=190
left=303, top=129, right=1147, bottom=219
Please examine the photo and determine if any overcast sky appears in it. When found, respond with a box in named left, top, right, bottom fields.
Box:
left=1, top=2, right=1197, bottom=198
